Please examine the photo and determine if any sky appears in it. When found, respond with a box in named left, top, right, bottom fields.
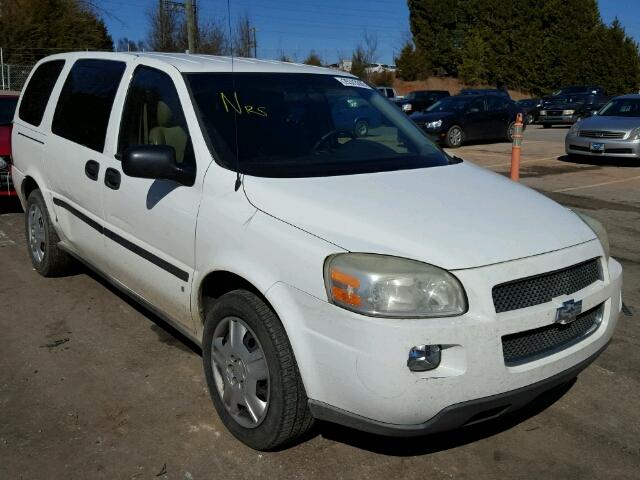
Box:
left=100, top=0, right=640, bottom=65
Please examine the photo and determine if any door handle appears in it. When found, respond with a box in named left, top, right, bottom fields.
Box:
left=85, top=160, right=100, bottom=181
left=104, top=168, right=121, bottom=190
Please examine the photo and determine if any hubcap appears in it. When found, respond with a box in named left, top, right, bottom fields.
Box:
left=356, top=122, right=367, bottom=136
left=211, top=317, right=270, bottom=428
left=449, top=127, right=462, bottom=146
left=28, top=204, right=46, bottom=264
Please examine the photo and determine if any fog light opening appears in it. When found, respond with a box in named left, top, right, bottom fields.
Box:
left=407, top=344, right=441, bottom=372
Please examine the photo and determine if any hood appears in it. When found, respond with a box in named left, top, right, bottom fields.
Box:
left=577, top=115, right=640, bottom=132
left=410, top=111, right=456, bottom=123
left=243, top=162, right=596, bottom=270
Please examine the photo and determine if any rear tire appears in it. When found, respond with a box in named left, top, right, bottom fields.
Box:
left=354, top=119, right=369, bottom=137
left=202, top=290, right=314, bottom=450
left=25, top=190, right=73, bottom=277
left=525, top=113, right=534, bottom=125
left=444, top=125, right=464, bottom=148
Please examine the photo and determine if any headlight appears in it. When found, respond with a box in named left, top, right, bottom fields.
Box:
left=402, top=103, right=412, bottom=111
left=539, top=110, right=547, bottom=116
left=324, top=253, right=467, bottom=318
left=563, top=109, right=575, bottom=115
left=569, top=123, right=580, bottom=135
left=629, top=127, right=640, bottom=140
left=575, top=212, right=610, bottom=259
left=425, top=119, right=443, bottom=129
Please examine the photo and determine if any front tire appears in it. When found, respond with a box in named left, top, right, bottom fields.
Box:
left=507, top=121, right=516, bottom=142
left=202, top=290, right=314, bottom=450
left=25, top=190, right=73, bottom=276
left=354, top=119, right=369, bottom=137
left=543, top=123, right=552, bottom=129
left=444, top=125, right=464, bottom=148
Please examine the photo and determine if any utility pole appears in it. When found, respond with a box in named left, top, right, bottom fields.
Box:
left=161, top=0, right=197, bottom=53
left=185, top=0, right=196, bottom=53
left=251, top=27, right=258, bottom=58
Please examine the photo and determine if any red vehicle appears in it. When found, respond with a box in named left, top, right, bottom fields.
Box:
left=0, top=94, right=19, bottom=196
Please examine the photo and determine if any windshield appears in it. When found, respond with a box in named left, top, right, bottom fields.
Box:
left=0, top=97, right=18, bottom=124
left=186, top=73, right=449, bottom=177
left=427, top=96, right=473, bottom=112
left=598, top=98, right=640, bottom=117
left=554, top=87, right=592, bottom=95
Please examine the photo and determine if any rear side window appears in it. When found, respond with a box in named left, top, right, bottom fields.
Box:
left=18, top=60, right=65, bottom=127
left=52, top=59, right=126, bottom=152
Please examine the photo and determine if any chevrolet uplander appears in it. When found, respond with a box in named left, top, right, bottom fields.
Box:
left=11, top=53, right=622, bottom=450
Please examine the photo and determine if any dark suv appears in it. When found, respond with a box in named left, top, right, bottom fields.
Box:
left=539, top=87, right=609, bottom=127
left=397, top=90, right=449, bottom=115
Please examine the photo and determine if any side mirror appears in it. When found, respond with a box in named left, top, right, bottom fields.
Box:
left=122, top=145, right=195, bottom=187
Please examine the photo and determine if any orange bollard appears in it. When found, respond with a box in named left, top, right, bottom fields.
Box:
left=510, top=112, right=524, bottom=181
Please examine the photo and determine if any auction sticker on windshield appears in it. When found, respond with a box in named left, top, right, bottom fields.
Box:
left=334, top=77, right=371, bottom=89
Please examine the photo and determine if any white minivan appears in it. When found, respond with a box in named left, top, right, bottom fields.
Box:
left=11, top=53, right=622, bottom=450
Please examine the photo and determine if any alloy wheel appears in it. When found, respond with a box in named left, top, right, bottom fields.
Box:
left=448, top=127, right=463, bottom=147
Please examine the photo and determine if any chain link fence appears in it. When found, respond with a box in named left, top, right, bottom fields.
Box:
left=1, top=62, right=34, bottom=91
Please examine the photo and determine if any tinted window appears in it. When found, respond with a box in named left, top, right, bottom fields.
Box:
left=52, top=59, right=126, bottom=152
left=18, top=60, right=65, bottom=126
left=0, top=97, right=19, bottom=124
left=186, top=73, right=449, bottom=178
left=118, top=66, right=194, bottom=166
left=486, top=96, right=509, bottom=111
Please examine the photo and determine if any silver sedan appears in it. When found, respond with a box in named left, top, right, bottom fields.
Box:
left=565, top=95, right=640, bottom=159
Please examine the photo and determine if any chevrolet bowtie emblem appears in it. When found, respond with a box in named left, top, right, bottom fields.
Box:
left=555, top=299, right=583, bottom=325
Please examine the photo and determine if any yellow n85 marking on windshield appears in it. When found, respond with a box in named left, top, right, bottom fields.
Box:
left=220, top=92, right=267, bottom=117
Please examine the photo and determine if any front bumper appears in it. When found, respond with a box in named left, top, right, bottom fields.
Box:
left=566, top=133, right=640, bottom=158
left=309, top=342, right=608, bottom=436
left=540, top=114, right=580, bottom=125
left=266, top=240, right=622, bottom=431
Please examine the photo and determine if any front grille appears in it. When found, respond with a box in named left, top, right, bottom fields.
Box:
left=547, top=110, right=563, bottom=116
left=579, top=130, right=626, bottom=139
left=492, top=259, right=601, bottom=313
left=502, top=304, right=603, bottom=365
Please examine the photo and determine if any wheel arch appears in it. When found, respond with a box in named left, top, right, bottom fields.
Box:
left=196, top=269, right=276, bottom=327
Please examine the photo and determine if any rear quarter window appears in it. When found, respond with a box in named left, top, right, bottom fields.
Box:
left=18, top=60, right=65, bottom=127
left=52, top=59, right=126, bottom=152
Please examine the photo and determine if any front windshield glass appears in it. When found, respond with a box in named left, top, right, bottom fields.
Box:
left=598, top=98, right=640, bottom=117
left=427, top=96, right=472, bottom=112
left=186, top=73, right=449, bottom=177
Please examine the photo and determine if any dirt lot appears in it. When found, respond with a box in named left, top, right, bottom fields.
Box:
left=1, top=125, right=638, bottom=479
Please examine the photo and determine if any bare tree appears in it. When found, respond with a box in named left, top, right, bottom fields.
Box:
left=199, top=20, right=230, bottom=55
left=233, top=13, right=255, bottom=57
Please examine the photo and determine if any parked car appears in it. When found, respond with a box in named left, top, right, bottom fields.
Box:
left=0, top=94, right=19, bottom=196
left=539, top=91, right=609, bottom=127
left=516, top=98, right=543, bottom=125
left=328, top=94, right=382, bottom=137
left=397, top=90, right=449, bottom=114
left=411, top=94, right=522, bottom=147
left=376, top=86, right=401, bottom=102
left=459, top=88, right=511, bottom=100
left=12, top=52, right=622, bottom=451
left=565, top=94, right=640, bottom=159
